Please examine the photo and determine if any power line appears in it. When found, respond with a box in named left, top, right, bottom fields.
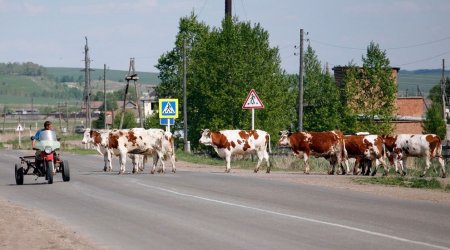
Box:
left=309, top=39, right=365, bottom=50
left=386, top=36, right=450, bottom=50
left=398, top=50, right=450, bottom=66
left=309, top=35, right=450, bottom=51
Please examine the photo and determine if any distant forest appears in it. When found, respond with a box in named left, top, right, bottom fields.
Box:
left=0, top=62, right=47, bottom=76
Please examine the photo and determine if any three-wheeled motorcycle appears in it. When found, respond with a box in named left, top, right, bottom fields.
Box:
left=15, top=130, right=70, bottom=185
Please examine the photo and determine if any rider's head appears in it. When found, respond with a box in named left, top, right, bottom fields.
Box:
left=44, top=121, right=52, bottom=130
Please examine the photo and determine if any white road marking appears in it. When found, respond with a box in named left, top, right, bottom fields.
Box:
left=136, top=181, right=449, bottom=250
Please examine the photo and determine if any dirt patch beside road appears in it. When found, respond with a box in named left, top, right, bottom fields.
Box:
left=1, top=160, right=449, bottom=249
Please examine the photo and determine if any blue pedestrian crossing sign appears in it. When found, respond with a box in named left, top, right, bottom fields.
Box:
left=159, top=99, right=178, bottom=118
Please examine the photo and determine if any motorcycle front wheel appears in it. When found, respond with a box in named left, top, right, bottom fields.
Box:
left=46, top=161, right=54, bottom=184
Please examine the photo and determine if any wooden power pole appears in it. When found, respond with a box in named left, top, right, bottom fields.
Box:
left=441, top=59, right=446, bottom=119
left=83, top=37, right=92, bottom=129
left=225, top=0, right=232, bottom=17
left=298, top=29, right=304, bottom=132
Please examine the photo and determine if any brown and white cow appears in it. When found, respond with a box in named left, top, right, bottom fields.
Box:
left=81, top=128, right=145, bottom=172
left=382, top=134, right=447, bottom=178
left=107, top=128, right=176, bottom=174
left=278, top=130, right=349, bottom=175
left=344, top=134, right=387, bottom=176
left=199, top=129, right=271, bottom=173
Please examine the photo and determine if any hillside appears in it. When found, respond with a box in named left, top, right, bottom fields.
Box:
left=397, top=69, right=448, bottom=98
left=0, top=66, right=161, bottom=111
left=46, top=67, right=160, bottom=85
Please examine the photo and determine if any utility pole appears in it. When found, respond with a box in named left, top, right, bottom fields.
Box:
left=83, top=37, right=92, bottom=129
left=298, top=29, right=304, bottom=132
left=120, top=58, right=139, bottom=129
left=441, top=59, right=446, bottom=121
left=183, top=38, right=190, bottom=153
left=225, top=0, right=232, bottom=17
left=104, top=64, right=107, bottom=129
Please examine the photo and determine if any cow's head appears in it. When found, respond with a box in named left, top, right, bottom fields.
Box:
left=199, top=129, right=212, bottom=145
left=278, top=130, right=292, bottom=146
left=81, top=128, right=92, bottom=144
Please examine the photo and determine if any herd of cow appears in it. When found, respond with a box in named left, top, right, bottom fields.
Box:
left=82, top=128, right=447, bottom=178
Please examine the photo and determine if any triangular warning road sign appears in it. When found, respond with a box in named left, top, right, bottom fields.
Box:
left=242, top=89, right=264, bottom=109
left=16, top=124, right=24, bottom=132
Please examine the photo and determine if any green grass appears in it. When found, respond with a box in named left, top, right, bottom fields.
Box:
left=352, top=176, right=444, bottom=190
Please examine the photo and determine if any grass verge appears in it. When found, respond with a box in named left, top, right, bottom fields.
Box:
left=352, top=176, right=447, bottom=190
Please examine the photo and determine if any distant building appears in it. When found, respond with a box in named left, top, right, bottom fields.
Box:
left=140, top=85, right=158, bottom=118
left=81, top=101, right=103, bottom=113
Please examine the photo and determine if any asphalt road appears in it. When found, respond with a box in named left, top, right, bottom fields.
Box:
left=0, top=150, right=449, bottom=250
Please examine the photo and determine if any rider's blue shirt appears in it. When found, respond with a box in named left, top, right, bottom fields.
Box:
left=34, top=129, right=45, bottom=141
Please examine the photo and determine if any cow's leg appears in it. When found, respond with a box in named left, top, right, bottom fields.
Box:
left=225, top=153, right=231, bottom=173
left=254, top=151, right=264, bottom=173
left=118, top=152, right=127, bottom=174
left=158, top=152, right=166, bottom=174
left=363, top=159, right=372, bottom=176
left=138, top=155, right=144, bottom=172
left=264, top=151, right=271, bottom=174
left=304, top=155, right=311, bottom=174
left=150, top=154, right=158, bottom=174
left=400, top=158, right=407, bottom=176
left=435, top=157, right=447, bottom=178
left=130, top=154, right=139, bottom=174
left=170, top=154, right=176, bottom=173
left=420, top=157, right=432, bottom=177
left=103, top=151, right=109, bottom=172
left=339, top=159, right=348, bottom=175
left=353, top=158, right=361, bottom=175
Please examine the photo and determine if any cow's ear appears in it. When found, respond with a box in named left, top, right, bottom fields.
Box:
left=278, top=131, right=282, bottom=136
left=288, top=131, right=292, bottom=136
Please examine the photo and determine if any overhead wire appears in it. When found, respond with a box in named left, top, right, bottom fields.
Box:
left=307, top=35, right=450, bottom=67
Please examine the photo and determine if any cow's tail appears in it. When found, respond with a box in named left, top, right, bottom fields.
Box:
left=267, top=133, right=272, bottom=154
left=435, top=136, right=443, bottom=157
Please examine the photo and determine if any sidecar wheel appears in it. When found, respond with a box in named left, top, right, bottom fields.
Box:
left=61, top=160, right=70, bottom=182
left=15, top=164, right=24, bottom=185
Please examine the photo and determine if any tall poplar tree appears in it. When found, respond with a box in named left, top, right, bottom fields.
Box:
left=343, top=42, right=396, bottom=134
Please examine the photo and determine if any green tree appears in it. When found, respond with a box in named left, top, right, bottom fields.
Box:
left=113, top=110, right=137, bottom=129
left=156, top=14, right=296, bottom=148
left=93, top=112, right=106, bottom=129
left=423, top=102, right=446, bottom=138
left=343, top=42, right=396, bottom=134
left=303, top=45, right=341, bottom=131
left=143, top=112, right=164, bottom=130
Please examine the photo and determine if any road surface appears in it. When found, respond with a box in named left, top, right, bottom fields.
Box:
left=0, top=150, right=449, bottom=250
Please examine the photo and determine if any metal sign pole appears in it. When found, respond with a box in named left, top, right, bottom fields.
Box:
left=18, top=130, right=21, bottom=149
left=251, top=108, right=255, bottom=130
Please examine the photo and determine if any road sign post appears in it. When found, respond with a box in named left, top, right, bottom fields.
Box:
left=242, top=89, right=264, bottom=130
left=16, top=124, right=24, bottom=149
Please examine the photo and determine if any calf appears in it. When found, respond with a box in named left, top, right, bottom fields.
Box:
left=344, top=134, right=387, bottom=176
left=278, top=130, right=349, bottom=175
left=383, top=134, right=447, bottom=178
left=199, top=129, right=271, bottom=173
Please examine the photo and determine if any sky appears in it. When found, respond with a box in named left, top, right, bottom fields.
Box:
left=1, top=0, right=450, bottom=74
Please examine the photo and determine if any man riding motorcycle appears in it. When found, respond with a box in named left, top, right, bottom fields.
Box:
left=31, top=121, right=59, bottom=176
